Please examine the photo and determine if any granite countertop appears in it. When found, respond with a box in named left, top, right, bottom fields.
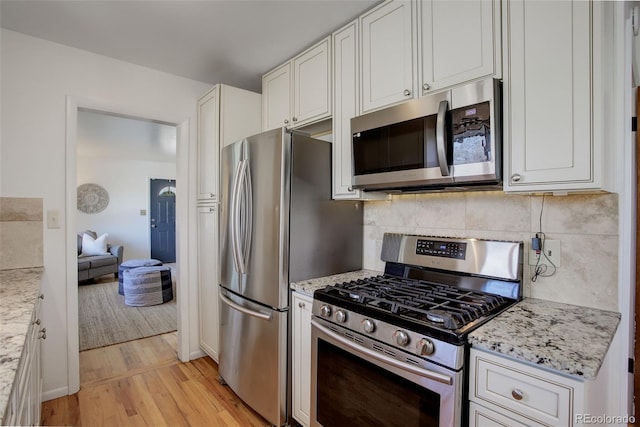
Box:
left=0, top=268, right=43, bottom=425
left=468, top=297, right=621, bottom=380
left=291, top=269, right=383, bottom=296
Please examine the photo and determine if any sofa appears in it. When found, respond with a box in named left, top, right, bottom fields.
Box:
left=77, top=230, right=124, bottom=283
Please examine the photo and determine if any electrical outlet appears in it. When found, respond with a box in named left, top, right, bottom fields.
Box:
left=528, top=239, right=561, bottom=267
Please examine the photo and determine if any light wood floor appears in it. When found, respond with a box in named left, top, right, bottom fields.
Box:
left=41, top=332, right=270, bottom=427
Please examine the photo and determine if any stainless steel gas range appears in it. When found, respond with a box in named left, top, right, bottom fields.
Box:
left=310, top=233, right=523, bottom=427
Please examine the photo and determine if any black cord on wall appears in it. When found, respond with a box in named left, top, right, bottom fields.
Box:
left=531, top=195, right=557, bottom=282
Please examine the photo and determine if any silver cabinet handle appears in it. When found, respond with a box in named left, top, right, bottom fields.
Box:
left=423, top=83, right=431, bottom=92
left=210, top=193, right=215, bottom=198
left=39, top=327, right=47, bottom=340
left=511, top=173, right=522, bottom=182
left=298, top=302, right=306, bottom=308
left=33, top=319, right=41, bottom=326
left=209, top=207, right=215, bottom=212
left=219, top=290, right=272, bottom=321
left=511, top=388, right=524, bottom=401
left=348, top=186, right=354, bottom=192
left=292, top=117, right=298, bottom=122
left=284, top=119, right=289, bottom=125
left=403, top=89, right=411, bottom=96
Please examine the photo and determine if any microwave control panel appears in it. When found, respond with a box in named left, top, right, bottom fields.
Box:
left=416, top=239, right=466, bottom=260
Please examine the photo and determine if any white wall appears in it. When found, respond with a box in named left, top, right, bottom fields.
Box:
left=77, top=158, right=176, bottom=260
left=0, top=28, right=211, bottom=399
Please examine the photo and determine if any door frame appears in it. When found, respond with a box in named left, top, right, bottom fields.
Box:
left=65, top=96, right=192, bottom=394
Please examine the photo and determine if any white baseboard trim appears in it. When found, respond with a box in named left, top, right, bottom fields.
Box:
left=42, top=386, right=70, bottom=402
left=189, top=349, right=206, bottom=361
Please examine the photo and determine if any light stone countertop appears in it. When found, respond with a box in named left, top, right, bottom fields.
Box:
left=468, top=297, right=621, bottom=380
left=290, top=269, right=383, bottom=297
left=0, top=267, right=43, bottom=425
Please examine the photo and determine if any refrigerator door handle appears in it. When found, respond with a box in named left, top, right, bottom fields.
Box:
left=240, top=161, right=253, bottom=272
left=230, top=160, right=243, bottom=273
left=235, top=159, right=249, bottom=274
left=219, top=290, right=273, bottom=321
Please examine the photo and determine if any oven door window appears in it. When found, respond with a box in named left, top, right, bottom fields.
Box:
left=317, top=339, right=440, bottom=427
left=352, top=115, right=439, bottom=176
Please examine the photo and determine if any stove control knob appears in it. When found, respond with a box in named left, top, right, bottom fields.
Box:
left=335, top=310, right=347, bottom=323
left=417, top=338, right=435, bottom=356
left=320, top=305, right=332, bottom=318
left=394, top=330, right=410, bottom=347
left=362, top=319, right=375, bottom=333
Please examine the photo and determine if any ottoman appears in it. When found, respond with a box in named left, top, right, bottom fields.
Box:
left=122, top=266, right=173, bottom=306
left=118, top=258, right=162, bottom=295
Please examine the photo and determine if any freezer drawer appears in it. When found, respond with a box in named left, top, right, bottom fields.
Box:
left=218, top=287, right=289, bottom=426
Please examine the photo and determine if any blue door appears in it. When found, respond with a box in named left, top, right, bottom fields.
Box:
left=150, top=178, right=176, bottom=262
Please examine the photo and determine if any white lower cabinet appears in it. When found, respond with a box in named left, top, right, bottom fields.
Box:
left=6, top=294, right=44, bottom=427
left=469, top=348, right=610, bottom=427
left=197, top=205, right=219, bottom=361
left=291, top=291, right=313, bottom=427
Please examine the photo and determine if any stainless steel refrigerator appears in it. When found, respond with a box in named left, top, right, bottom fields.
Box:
left=218, top=127, right=363, bottom=426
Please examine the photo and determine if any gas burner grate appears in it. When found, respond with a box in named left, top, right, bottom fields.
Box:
left=327, top=275, right=508, bottom=330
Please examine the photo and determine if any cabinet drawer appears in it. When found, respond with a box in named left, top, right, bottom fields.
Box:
left=471, top=352, right=573, bottom=426
left=469, top=402, right=528, bottom=427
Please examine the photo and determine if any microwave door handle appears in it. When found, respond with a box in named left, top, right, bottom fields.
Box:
left=436, top=100, right=450, bottom=177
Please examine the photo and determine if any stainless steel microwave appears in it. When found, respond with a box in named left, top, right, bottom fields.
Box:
left=351, top=78, right=502, bottom=192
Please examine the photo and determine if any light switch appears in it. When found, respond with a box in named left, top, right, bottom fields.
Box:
left=140, top=209, right=147, bottom=216
left=47, top=210, right=60, bottom=229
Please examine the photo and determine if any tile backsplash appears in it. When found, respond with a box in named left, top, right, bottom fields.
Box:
left=0, top=197, right=44, bottom=270
left=363, top=191, right=618, bottom=311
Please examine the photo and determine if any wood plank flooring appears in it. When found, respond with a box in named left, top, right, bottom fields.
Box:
left=41, top=333, right=270, bottom=427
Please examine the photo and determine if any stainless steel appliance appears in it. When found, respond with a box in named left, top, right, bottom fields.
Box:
left=219, top=127, right=363, bottom=427
left=310, top=233, right=523, bottom=427
left=351, top=78, right=502, bottom=192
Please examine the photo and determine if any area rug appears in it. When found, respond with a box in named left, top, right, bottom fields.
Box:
left=78, top=278, right=176, bottom=351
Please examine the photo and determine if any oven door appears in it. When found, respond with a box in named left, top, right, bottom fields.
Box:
left=310, top=319, right=463, bottom=427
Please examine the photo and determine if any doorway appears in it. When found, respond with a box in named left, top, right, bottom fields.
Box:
left=150, top=178, right=177, bottom=263
left=68, top=100, right=189, bottom=394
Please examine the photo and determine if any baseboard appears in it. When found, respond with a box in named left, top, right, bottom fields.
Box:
left=189, top=349, right=206, bottom=361
left=42, top=386, right=70, bottom=402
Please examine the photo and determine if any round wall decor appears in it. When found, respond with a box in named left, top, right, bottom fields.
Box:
left=77, top=183, right=109, bottom=214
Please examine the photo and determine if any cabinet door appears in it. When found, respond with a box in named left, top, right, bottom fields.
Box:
left=332, top=21, right=361, bottom=200
left=292, top=292, right=313, bottom=427
left=198, top=205, right=220, bottom=361
left=360, top=0, right=416, bottom=113
left=293, top=37, right=332, bottom=127
left=419, top=0, right=499, bottom=95
left=504, top=0, right=595, bottom=191
left=197, top=87, right=220, bottom=202
left=262, top=62, right=292, bottom=130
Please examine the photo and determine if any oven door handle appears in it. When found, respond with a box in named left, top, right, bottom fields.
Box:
left=311, top=320, right=453, bottom=385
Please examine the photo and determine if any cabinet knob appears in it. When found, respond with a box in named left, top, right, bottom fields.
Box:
left=292, top=117, right=298, bottom=122
left=298, top=302, right=305, bottom=308
left=210, top=193, right=214, bottom=198
left=422, top=83, right=431, bottom=92
left=284, top=119, right=289, bottom=125
left=39, top=294, right=44, bottom=300
left=348, top=186, right=354, bottom=192
left=210, top=207, right=215, bottom=212
left=511, top=173, right=522, bottom=182
left=511, top=388, right=524, bottom=401
left=33, top=319, right=41, bottom=326
left=403, top=89, right=411, bottom=96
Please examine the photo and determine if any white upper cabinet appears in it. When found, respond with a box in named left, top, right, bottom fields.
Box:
left=360, top=0, right=416, bottom=113
left=503, top=0, right=607, bottom=192
left=293, top=37, right=332, bottom=127
left=197, top=85, right=261, bottom=202
left=419, top=0, right=501, bottom=95
left=262, top=62, right=292, bottom=130
left=262, top=37, right=332, bottom=131
left=332, top=20, right=361, bottom=199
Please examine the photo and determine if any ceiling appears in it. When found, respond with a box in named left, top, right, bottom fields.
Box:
left=0, top=0, right=380, bottom=93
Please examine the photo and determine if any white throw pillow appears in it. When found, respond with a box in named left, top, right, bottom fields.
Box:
left=81, top=233, right=109, bottom=256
